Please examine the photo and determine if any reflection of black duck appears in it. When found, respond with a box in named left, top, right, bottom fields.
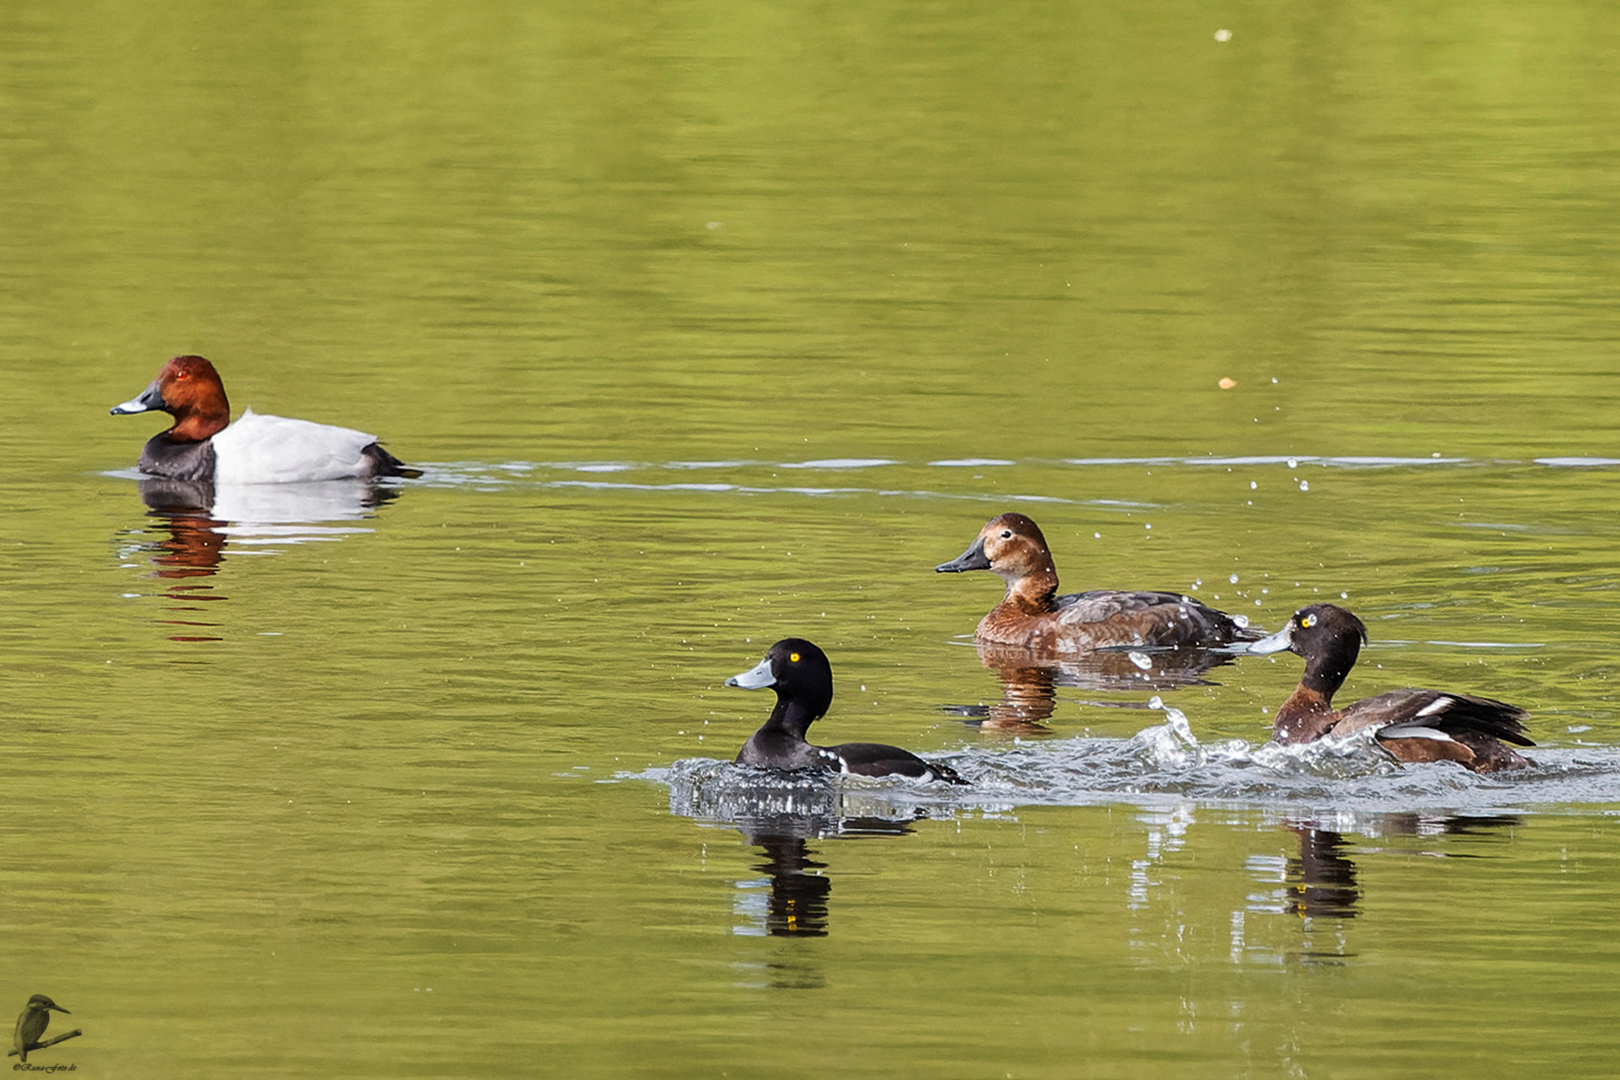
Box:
left=745, top=833, right=832, bottom=937
left=1252, top=604, right=1534, bottom=772
left=732, top=818, right=912, bottom=939
left=727, top=639, right=965, bottom=783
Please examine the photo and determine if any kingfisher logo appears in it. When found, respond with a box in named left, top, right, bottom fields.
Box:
left=10, top=996, right=79, bottom=1069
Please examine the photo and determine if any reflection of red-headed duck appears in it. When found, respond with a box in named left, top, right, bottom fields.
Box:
left=935, top=512, right=1260, bottom=652
left=1250, top=603, right=1534, bottom=772
left=111, top=355, right=419, bottom=483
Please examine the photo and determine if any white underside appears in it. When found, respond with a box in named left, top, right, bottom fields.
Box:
left=210, top=409, right=379, bottom=484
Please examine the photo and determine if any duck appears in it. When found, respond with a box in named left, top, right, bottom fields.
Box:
left=726, top=638, right=965, bottom=783
left=14, top=994, right=69, bottom=1064
left=935, top=512, right=1261, bottom=652
left=1250, top=603, right=1534, bottom=772
left=111, top=355, right=420, bottom=483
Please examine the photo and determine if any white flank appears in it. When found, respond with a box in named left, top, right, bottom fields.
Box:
left=1380, top=721, right=1456, bottom=743
left=210, top=409, right=380, bottom=484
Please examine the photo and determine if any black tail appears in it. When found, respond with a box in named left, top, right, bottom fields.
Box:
left=363, top=442, right=423, bottom=479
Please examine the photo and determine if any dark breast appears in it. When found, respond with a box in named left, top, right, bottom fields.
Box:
left=736, top=729, right=840, bottom=772
left=139, top=435, right=217, bottom=481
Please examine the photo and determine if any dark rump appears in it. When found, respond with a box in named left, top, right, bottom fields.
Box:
left=362, top=442, right=423, bottom=479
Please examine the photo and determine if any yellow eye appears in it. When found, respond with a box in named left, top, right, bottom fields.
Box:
left=1302, top=614, right=1317, bottom=628
left=789, top=652, right=800, bottom=663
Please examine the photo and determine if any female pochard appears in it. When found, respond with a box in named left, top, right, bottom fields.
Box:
left=935, top=512, right=1259, bottom=652
left=111, top=355, right=418, bottom=483
left=1251, top=603, right=1534, bottom=772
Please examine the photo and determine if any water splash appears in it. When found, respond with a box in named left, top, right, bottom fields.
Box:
left=635, top=721, right=1620, bottom=829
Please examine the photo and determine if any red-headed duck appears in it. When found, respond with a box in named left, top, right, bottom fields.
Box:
left=1250, top=603, right=1534, bottom=772
left=727, top=638, right=965, bottom=783
left=111, top=355, right=419, bottom=483
left=935, top=512, right=1261, bottom=652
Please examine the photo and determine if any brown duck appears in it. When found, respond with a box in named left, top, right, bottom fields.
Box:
left=1251, top=603, right=1534, bottom=772
left=935, top=512, right=1261, bottom=652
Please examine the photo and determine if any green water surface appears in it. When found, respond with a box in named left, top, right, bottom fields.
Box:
left=2, top=1, right=1619, bottom=1077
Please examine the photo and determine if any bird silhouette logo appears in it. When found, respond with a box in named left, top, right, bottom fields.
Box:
left=11, top=995, right=78, bottom=1064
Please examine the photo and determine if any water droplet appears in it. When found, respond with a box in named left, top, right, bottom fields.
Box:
left=1129, top=651, right=1153, bottom=670
left=1249, top=480, right=1258, bottom=490
left=1299, top=480, right=1309, bottom=491
left=1229, top=573, right=1240, bottom=584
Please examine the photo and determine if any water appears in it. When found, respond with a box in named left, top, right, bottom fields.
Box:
left=3, top=0, right=1620, bottom=1076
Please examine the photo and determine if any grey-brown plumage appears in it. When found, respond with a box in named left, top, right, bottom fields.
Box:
left=14, top=995, right=69, bottom=1063
left=935, top=512, right=1261, bottom=652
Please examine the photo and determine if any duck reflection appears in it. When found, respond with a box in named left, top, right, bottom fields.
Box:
left=731, top=813, right=914, bottom=941
left=1285, top=824, right=1361, bottom=921
left=123, top=478, right=405, bottom=641
left=665, top=764, right=925, bottom=947
left=731, top=813, right=913, bottom=940
left=943, top=641, right=1244, bottom=736
left=1248, top=813, right=1523, bottom=963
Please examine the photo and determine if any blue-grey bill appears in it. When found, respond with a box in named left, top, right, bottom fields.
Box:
left=1247, top=626, right=1293, bottom=655
left=725, top=657, right=776, bottom=689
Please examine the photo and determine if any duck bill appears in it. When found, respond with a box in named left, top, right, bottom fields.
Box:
left=935, top=537, right=991, bottom=573
left=1247, top=626, right=1294, bottom=655
left=110, top=379, right=167, bottom=415
left=725, top=657, right=776, bottom=690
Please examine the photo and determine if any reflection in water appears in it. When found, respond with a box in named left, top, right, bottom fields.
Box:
left=121, top=478, right=403, bottom=642
left=739, top=830, right=832, bottom=940
left=1285, top=825, right=1360, bottom=922
left=1238, top=814, right=1523, bottom=965
left=665, top=761, right=920, bottom=956
left=944, top=641, right=1245, bottom=735
left=732, top=815, right=913, bottom=941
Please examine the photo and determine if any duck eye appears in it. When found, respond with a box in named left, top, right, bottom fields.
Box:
left=174, top=370, right=189, bottom=380
left=999, top=530, right=1013, bottom=539
left=789, top=652, right=800, bottom=663
left=1301, top=614, right=1317, bottom=628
